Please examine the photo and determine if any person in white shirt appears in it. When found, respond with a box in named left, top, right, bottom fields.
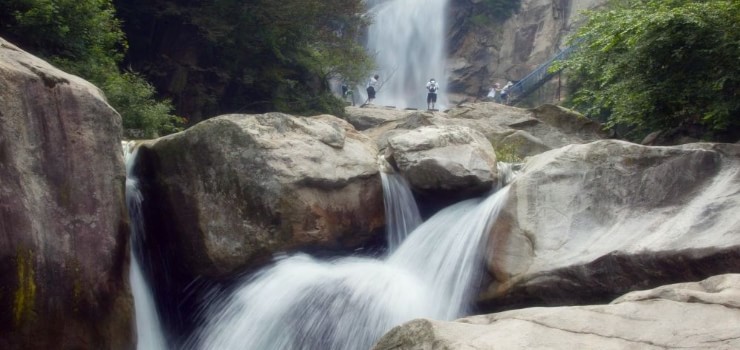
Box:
left=426, top=78, right=439, bottom=110
left=490, top=82, right=501, bottom=102
left=500, top=81, right=514, bottom=104
left=366, top=74, right=379, bottom=104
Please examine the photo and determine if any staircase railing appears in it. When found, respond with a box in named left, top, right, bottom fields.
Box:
left=505, top=45, right=577, bottom=105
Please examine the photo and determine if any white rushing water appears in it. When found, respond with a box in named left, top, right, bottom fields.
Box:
left=380, top=161, right=422, bottom=252
left=123, top=142, right=168, bottom=350
left=364, top=0, right=449, bottom=109
left=188, top=178, right=510, bottom=350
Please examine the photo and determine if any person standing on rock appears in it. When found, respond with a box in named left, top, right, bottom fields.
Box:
left=426, top=78, right=439, bottom=110
left=500, top=81, right=514, bottom=105
left=366, top=74, right=379, bottom=105
left=486, top=85, right=497, bottom=100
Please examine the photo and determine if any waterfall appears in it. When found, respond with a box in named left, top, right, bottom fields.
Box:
left=497, top=162, right=521, bottom=189
left=379, top=156, right=422, bottom=252
left=187, top=183, right=509, bottom=350
left=123, top=141, right=168, bottom=350
left=364, top=0, right=449, bottom=109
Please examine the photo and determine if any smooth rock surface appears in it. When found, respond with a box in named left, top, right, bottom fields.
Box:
left=0, top=37, right=133, bottom=349
left=386, top=125, right=498, bottom=195
left=373, top=274, right=740, bottom=350
left=137, top=112, right=384, bottom=278
left=447, top=0, right=608, bottom=106
left=484, top=140, right=740, bottom=307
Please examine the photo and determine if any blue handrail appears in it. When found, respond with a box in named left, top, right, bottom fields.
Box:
left=506, top=45, right=576, bottom=105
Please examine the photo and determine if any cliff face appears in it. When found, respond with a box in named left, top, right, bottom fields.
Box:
left=447, top=0, right=607, bottom=106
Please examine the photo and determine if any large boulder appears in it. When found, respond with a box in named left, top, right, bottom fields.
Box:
left=385, top=125, right=498, bottom=196
left=373, top=274, right=740, bottom=350
left=135, top=113, right=385, bottom=338
left=483, top=140, right=740, bottom=308
left=137, top=113, right=384, bottom=278
left=0, top=38, right=133, bottom=348
left=344, top=105, right=414, bottom=131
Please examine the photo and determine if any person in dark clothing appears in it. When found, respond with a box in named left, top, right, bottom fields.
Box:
left=426, top=78, right=439, bottom=110
left=366, top=74, right=379, bottom=104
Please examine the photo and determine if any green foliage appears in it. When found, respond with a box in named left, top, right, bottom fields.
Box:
left=103, top=71, right=184, bottom=137
left=558, top=0, right=740, bottom=140
left=0, top=0, right=182, bottom=138
left=115, top=0, right=374, bottom=120
left=0, top=0, right=125, bottom=60
left=494, top=142, right=523, bottom=163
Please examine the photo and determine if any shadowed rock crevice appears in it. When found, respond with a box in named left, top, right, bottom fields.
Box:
left=479, top=247, right=740, bottom=312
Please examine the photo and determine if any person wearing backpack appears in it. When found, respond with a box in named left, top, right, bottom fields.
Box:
left=366, top=74, right=379, bottom=104
left=426, top=78, right=439, bottom=110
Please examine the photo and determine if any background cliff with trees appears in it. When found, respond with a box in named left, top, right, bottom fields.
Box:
left=1, top=0, right=373, bottom=135
left=113, top=0, right=373, bottom=124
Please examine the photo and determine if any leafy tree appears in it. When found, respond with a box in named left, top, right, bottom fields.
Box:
left=114, top=0, right=374, bottom=121
left=0, top=0, right=183, bottom=138
left=558, top=0, right=740, bottom=141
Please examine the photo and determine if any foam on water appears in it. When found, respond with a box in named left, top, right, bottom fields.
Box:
left=189, top=184, right=509, bottom=350
left=124, top=142, right=168, bottom=350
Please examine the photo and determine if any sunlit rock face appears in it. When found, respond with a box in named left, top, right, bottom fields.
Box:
left=373, top=274, right=740, bottom=350
left=0, top=37, right=133, bottom=349
left=137, top=113, right=385, bottom=279
left=484, top=140, right=740, bottom=308
left=385, top=125, right=498, bottom=197
left=447, top=0, right=608, bottom=105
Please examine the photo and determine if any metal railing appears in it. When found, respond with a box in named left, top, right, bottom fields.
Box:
left=505, top=45, right=576, bottom=105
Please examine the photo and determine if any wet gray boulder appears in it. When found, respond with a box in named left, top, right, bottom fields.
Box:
left=385, top=125, right=498, bottom=196
left=0, top=37, right=133, bottom=349
left=137, top=113, right=384, bottom=278
left=483, top=140, right=740, bottom=307
left=344, top=105, right=414, bottom=131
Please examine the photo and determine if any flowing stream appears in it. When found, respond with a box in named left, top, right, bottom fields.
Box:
left=124, top=142, right=168, bottom=350
left=379, top=156, right=423, bottom=252
left=123, top=1, right=516, bottom=347
left=186, top=169, right=510, bottom=350
left=363, top=0, right=449, bottom=109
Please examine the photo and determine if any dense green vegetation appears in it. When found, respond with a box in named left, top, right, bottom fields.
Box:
left=1, top=0, right=374, bottom=133
left=114, top=0, right=374, bottom=122
left=558, top=0, right=740, bottom=141
left=0, top=0, right=183, bottom=138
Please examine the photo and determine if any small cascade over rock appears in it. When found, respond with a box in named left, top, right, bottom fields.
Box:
left=379, top=155, right=423, bottom=252
left=365, top=0, right=449, bottom=109
left=186, top=173, right=510, bottom=350
left=123, top=141, right=168, bottom=350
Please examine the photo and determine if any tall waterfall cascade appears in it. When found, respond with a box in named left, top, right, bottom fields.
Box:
left=123, top=142, right=168, bottom=350
left=364, top=0, right=449, bottom=109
